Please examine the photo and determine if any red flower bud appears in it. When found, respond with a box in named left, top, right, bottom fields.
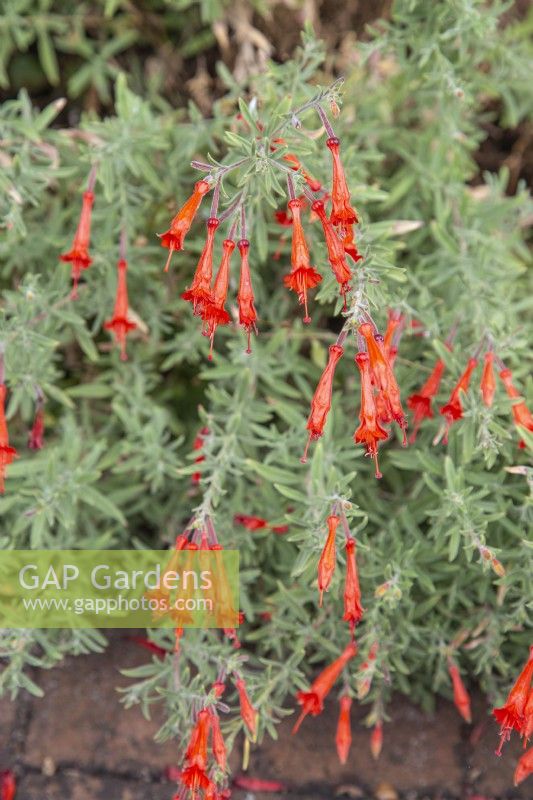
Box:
left=235, top=676, right=257, bottom=737
left=499, top=368, right=533, bottom=443
left=335, top=695, right=352, bottom=765
left=236, top=239, right=258, bottom=354
left=514, top=745, right=533, bottom=786
left=159, top=179, right=211, bottom=272
left=370, top=721, right=383, bottom=760
left=317, top=514, right=339, bottom=606
left=234, top=514, right=268, bottom=530
left=0, top=770, right=16, bottom=800
left=28, top=403, right=45, bottom=450
left=209, top=709, right=227, bottom=771
left=448, top=658, right=472, bottom=723
left=302, top=344, right=344, bottom=462
left=343, top=537, right=364, bottom=631
left=480, top=351, right=496, bottom=407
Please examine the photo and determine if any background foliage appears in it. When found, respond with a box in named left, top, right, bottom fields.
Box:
left=0, top=0, right=532, bottom=772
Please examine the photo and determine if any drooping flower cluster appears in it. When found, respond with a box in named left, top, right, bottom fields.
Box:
left=301, top=315, right=407, bottom=479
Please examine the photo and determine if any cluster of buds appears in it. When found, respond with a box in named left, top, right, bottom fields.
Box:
left=492, top=646, right=533, bottom=785
left=60, top=171, right=137, bottom=361
left=302, top=311, right=407, bottom=479
left=409, top=336, right=533, bottom=448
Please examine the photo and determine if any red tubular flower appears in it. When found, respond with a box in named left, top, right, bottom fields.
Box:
left=343, top=537, right=364, bottom=632
left=60, top=189, right=94, bottom=299
left=236, top=239, right=258, bottom=354
left=354, top=352, right=389, bottom=479
left=234, top=514, right=268, bottom=530
left=514, top=746, right=533, bottom=786
left=499, top=368, right=533, bottom=443
left=317, top=514, right=339, bottom=606
left=335, top=695, right=352, bottom=765
left=181, top=709, right=212, bottom=793
left=182, top=217, right=220, bottom=315
left=326, top=137, right=358, bottom=227
left=209, top=709, right=227, bottom=771
left=235, top=676, right=257, bottom=737
left=302, top=344, right=344, bottom=462
left=0, top=770, right=15, bottom=800
left=311, top=200, right=352, bottom=304
left=407, top=358, right=445, bottom=443
left=439, top=357, right=478, bottom=443
left=448, top=659, right=472, bottom=723
left=0, top=385, right=17, bottom=494
left=341, top=224, right=363, bottom=263
left=104, top=258, right=137, bottom=361
left=283, top=198, right=322, bottom=324
left=28, top=403, right=45, bottom=450
left=159, top=179, right=211, bottom=272
left=359, top=323, right=407, bottom=442
left=370, top=721, right=383, bottom=760
left=493, top=645, right=533, bottom=754
left=292, top=641, right=357, bottom=734
left=480, top=351, right=496, bottom=407
left=202, top=238, right=235, bottom=360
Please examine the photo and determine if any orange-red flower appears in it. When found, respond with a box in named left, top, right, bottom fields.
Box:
left=520, top=688, right=533, bottom=745
left=311, top=200, right=352, bottom=304
left=202, top=238, right=235, bottom=360
left=448, top=658, right=472, bottom=724
left=292, top=641, right=357, bottom=734
left=0, top=385, right=17, bottom=494
left=493, top=645, right=533, bottom=754
left=354, top=351, right=388, bottom=479
left=480, top=351, right=496, bottom=407
left=104, top=258, right=136, bottom=361
left=28, top=402, right=45, bottom=450
left=499, top=368, right=533, bottom=444
left=335, top=695, right=352, bottom=765
left=60, top=189, right=94, bottom=299
left=159, top=179, right=211, bottom=272
left=182, top=217, right=220, bottom=315
left=439, top=357, right=478, bottom=443
left=514, top=746, right=533, bottom=786
left=236, top=239, right=258, bottom=354
left=234, top=514, right=268, bottom=530
left=317, top=514, right=339, bottom=606
left=343, top=537, right=364, bottom=632
left=370, top=721, right=383, bottom=760
left=302, top=344, right=344, bottom=462
left=326, top=137, right=358, bottom=227
left=235, top=676, right=257, bottom=737
left=359, top=323, right=407, bottom=442
left=180, top=709, right=212, bottom=793
left=283, top=198, right=322, bottom=324
left=209, top=709, right=227, bottom=771
left=407, top=358, right=445, bottom=443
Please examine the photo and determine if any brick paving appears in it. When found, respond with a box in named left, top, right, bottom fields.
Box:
left=0, top=633, right=529, bottom=800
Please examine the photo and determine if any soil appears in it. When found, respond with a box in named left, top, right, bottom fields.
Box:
left=0, top=632, right=529, bottom=800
